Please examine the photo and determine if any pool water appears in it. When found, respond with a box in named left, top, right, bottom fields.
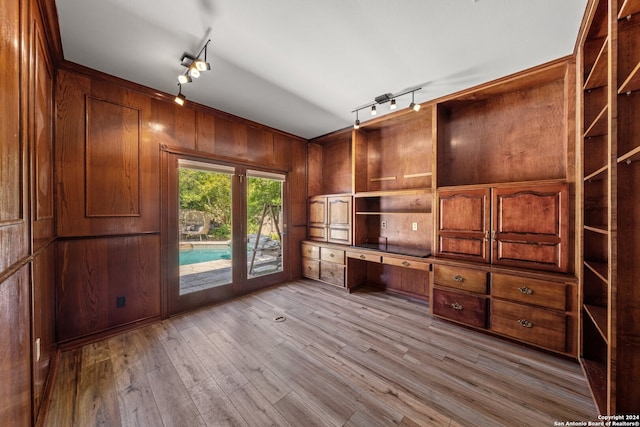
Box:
left=179, top=247, right=231, bottom=266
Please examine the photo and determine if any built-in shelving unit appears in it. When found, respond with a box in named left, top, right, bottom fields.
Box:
left=579, top=0, right=640, bottom=414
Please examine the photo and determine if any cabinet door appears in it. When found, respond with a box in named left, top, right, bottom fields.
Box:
left=327, top=196, right=352, bottom=244
left=308, top=197, right=327, bottom=241
left=491, top=183, right=568, bottom=272
left=436, top=188, right=490, bottom=263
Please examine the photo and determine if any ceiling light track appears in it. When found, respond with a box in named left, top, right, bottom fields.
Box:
left=174, top=39, right=212, bottom=105
left=352, top=87, right=422, bottom=128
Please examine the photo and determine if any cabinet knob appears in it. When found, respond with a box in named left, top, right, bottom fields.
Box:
left=517, top=319, right=533, bottom=328
left=330, top=253, right=335, bottom=257
left=453, top=275, right=464, bottom=282
left=518, top=286, right=533, bottom=295
left=402, top=261, right=410, bottom=267
left=451, top=302, right=463, bottom=310
left=360, top=254, right=366, bottom=259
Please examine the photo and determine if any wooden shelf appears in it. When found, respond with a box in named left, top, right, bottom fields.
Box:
left=618, top=62, right=640, bottom=94
left=580, top=358, right=608, bottom=415
left=355, top=210, right=430, bottom=215
left=354, top=188, right=432, bottom=198
left=584, top=224, right=609, bottom=235
left=584, top=164, right=608, bottom=181
left=618, top=145, right=640, bottom=163
left=619, top=0, right=640, bottom=19
left=584, top=104, right=609, bottom=138
left=585, top=304, right=609, bottom=342
left=584, top=38, right=609, bottom=90
left=584, top=260, right=609, bottom=283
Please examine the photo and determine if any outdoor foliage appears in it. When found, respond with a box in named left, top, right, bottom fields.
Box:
left=179, top=168, right=281, bottom=240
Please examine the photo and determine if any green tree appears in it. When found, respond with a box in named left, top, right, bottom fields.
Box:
left=179, top=169, right=232, bottom=239
left=247, top=177, right=282, bottom=236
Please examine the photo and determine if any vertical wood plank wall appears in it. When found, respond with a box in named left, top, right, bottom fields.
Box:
left=0, top=0, right=57, bottom=425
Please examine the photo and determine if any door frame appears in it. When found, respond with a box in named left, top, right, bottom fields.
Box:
left=160, top=147, right=289, bottom=317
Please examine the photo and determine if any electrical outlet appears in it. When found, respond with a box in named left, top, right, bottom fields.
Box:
left=116, top=295, right=126, bottom=308
left=412, top=222, right=418, bottom=231
left=381, top=220, right=387, bottom=229
left=35, top=338, right=41, bottom=362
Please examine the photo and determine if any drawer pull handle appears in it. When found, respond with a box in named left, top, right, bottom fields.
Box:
left=330, top=253, right=335, bottom=257
left=402, top=261, right=410, bottom=267
left=451, top=302, right=463, bottom=310
left=453, top=275, right=464, bottom=282
left=360, top=255, right=366, bottom=259
left=518, top=319, right=533, bottom=328
left=518, top=286, right=533, bottom=295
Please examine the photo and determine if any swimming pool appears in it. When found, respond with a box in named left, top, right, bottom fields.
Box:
left=179, top=247, right=231, bottom=266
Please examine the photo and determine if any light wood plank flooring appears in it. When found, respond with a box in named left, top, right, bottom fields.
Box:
left=45, top=280, right=597, bottom=426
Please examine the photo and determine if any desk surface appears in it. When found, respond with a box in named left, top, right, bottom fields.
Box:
left=352, top=243, right=431, bottom=258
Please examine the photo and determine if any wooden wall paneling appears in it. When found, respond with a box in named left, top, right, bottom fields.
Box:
left=32, top=244, right=56, bottom=419
left=214, top=116, right=248, bottom=159
left=272, top=132, right=294, bottom=170
left=148, top=97, right=196, bottom=150
left=31, top=9, right=55, bottom=251
left=56, top=235, right=161, bottom=342
left=0, top=0, right=29, bottom=275
left=0, top=265, right=32, bottom=426
left=56, top=69, right=159, bottom=236
left=195, top=110, right=215, bottom=153
left=288, top=138, right=308, bottom=227
left=438, top=75, right=568, bottom=186
left=352, top=130, right=368, bottom=193
left=307, top=142, right=323, bottom=197
left=321, top=134, right=352, bottom=195
left=85, top=96, right=141, bottom=217
left=246, top=126, right=275, bottom=165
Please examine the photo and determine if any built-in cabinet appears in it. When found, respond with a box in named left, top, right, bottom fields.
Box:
left=308, top=195, right=352, bottom=245
left=436, top=182, right=569, bottom=272
left=304, top=56, right=579, bottom=356
left=578, top=0, right=640, bottom=414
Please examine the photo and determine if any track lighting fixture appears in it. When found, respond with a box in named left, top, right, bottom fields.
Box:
left=174, top=39, right=213, bottom=106
left=175, top=83, right=186, bottom=106
left=352, top=87, right=421, bottom=126
left=409, top=91, right=421, bottom=111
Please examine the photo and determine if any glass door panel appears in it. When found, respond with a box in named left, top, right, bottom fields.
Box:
left=246, top=170, right=285, bottom=279
left=178, top=160, right=234, bottom=295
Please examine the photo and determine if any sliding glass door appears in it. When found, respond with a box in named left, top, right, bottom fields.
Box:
left=164, top=154, right=287, bottom=315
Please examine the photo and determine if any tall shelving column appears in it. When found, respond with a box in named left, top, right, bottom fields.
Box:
left=613, top=0, right=640, bottom=414
left=580, top=0, right=615, bottom=414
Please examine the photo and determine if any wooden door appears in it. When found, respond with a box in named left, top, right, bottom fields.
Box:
left=491, top=183, right=568, bottom=272
left=327, top=196, right=351, bottom=244
left=436, top=188, right=490, bottom=263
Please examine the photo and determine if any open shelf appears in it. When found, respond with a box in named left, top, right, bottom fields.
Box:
left=580, top=358, right=608, bottom=414
left=584, top=104, right=608, bottom=138
left=619, top=0, right=640, bottom=20
left=584, top=37, right=609, bottom=90
left=585, top=304, right=609, bottom=342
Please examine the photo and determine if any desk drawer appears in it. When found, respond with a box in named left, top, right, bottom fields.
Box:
left=490, top=300, right=565, bottom=352
left=320, top=247, right=345, bottom=264
left=347, top=251, right=382, bottom=263
left=320, top=262, right=345, bottom=287
left=302, top=243, right=319, bottom=260
left=434, top=265, right=487, bottom=294
left=433, top=288, right=487, bottom=328
left=491, top=273, right=566, bottom=310
left=302, top=259, right=320, bottom=280
left=383, top=256, right=429, bottom=271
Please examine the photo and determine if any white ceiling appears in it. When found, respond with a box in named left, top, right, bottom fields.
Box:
left=55, top=0, right=588, bottom=139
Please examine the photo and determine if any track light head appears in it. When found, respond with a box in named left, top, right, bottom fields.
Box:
left=390, top=99, right=397, bottom=110
left=409, top=91, right=420, bottom=111
left=371, top=105, right=377, bottom=116
left=354, top=119, right=360, bottom=129
left=194, top=59, right=211, bottom=71
left=178, top=74, right=192, bottom=84
left=190, top=67, right=200, bottom=78
left=175, top=84, right=186, bottom=106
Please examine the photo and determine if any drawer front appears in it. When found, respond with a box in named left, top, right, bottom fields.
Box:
left=347, top=251, right=382, bottom=263
left=308, top=226, right=326, bottom=241
left=383, top=256, right=430, bottom=271
left=434, top=265, right=487, bottom=294
left=491, top=273, right=566, bottom=310
left=320, top=247, right=345, bottom=264
left=302, top=259, right=320, bottom=280
left=432, top=288, right=487, bottom=328
left=320, top=262, right=345, bottom=287
left=490, top=300, right=566, bottom=352
left=301, top=243, right=319, bottom=260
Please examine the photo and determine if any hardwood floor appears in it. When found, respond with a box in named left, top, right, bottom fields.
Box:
left=45, top=280, right=597, bottom=426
